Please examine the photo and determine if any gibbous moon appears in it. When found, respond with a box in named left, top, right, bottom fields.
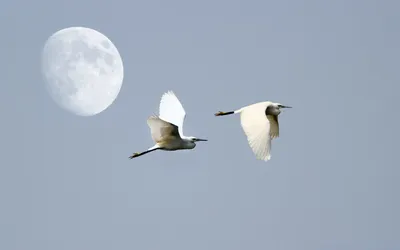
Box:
left=41, top=27, right=124, bottom=116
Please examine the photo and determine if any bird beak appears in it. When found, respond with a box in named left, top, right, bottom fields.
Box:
left=195, top=138, right=208, bottom=142
left=280, top=105, right=292, bottom=108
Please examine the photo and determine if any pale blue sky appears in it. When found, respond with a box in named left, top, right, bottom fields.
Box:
left=1, top=0, right=399, bottom=249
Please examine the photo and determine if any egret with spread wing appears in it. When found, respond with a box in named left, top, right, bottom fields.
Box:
left=129, top=91, right=208, bottom=159
left=214, top=101, right=291, bottom=161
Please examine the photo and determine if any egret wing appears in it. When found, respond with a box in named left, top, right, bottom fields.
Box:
left=159, top=91, right=186, bottom=136
left=147, top=116, right=181, bottom=143
left=267, top=115, right=279, bottom=139
left=239, top=102, right=272, bottom=161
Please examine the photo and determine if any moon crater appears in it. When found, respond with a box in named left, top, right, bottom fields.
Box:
left=41, top=27, right=124, bottom=116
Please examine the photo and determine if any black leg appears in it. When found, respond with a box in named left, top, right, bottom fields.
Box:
left=214, top=111, right=234, bottom=116
left=129, top=147, right=160, bottom=159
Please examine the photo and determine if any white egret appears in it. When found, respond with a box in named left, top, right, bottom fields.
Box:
left=214, top=101, right=292, bottom=161
left=129, top=91, right=208, bottom=159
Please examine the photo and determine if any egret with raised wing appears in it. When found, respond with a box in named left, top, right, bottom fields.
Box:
left=214, top=101, right=291, bottom=161
left=129, top=91, right=208, bottom=159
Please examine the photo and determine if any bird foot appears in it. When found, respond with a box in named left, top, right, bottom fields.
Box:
left=129, top=152, right=141, bottom=159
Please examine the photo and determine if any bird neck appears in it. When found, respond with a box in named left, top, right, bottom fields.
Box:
left=265, top=106, right=281, bottom=116
left=182, top=137, right=196, bottom=149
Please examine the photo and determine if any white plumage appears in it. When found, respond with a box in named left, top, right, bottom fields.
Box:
left=215, top=101, right=291, bottom=161
left=129, top=91, right=207, bottom=159
left=159, top=91, right=186, bottom=137
left=146, top=115, right=180, bottom=144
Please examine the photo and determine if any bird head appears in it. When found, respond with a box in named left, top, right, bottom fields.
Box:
left=182, top=136, right=208, bottom=149
left=266, top=103, right=292, bottom=116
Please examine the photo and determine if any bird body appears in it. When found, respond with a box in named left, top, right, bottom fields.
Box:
left=129, top=91, right=207, bottom=159
left=215, top=101, right=291, bottom=161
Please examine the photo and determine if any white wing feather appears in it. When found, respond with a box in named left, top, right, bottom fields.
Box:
left=147, top=116, right=180, bottom=143
left=159, top=91, right=186, bottom=136
left=239, top=102, right=272, bottom=161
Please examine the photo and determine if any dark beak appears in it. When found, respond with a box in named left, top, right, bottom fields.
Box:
left=281, top=105, right=292, bottom=108
left=196, top=138, right=208, bottom=142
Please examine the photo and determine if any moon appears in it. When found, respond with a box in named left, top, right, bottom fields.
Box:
left=41, top=27, right=124, bottom=116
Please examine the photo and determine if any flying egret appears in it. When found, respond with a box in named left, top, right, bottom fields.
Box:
left=129, top=91, right=208, bottom=159
left=214, top=101, right=292, bottom=161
